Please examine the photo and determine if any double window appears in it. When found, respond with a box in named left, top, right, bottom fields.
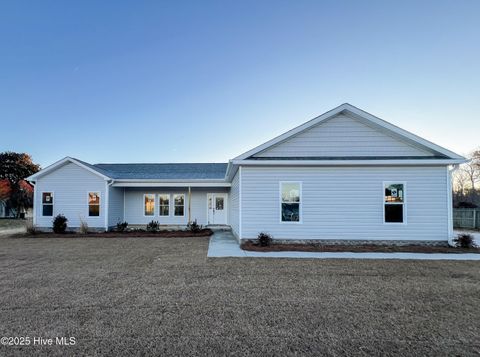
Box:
left=280, top=182, right=301, bottom=223
left=42, top=192, right=54, bottom=216
left=384, top=183, right=405, bottom=223
left=88, top=192, right=100, bottom=216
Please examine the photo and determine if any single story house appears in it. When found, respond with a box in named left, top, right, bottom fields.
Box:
left=27, top=104, right=466, bottom=245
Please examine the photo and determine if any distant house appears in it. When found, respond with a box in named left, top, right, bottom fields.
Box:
left=27, top=104, right=466, bottom=245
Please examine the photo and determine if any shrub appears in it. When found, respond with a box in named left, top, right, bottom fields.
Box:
left=116, top=221, right=129, bottom=232
left=257, top=232, right=273, bottom=247
left=26, top=219, right=37, bottom=235
left=187, top=219, right=202, bottom=233
left=79, top=218, right=89, bottom=234
left=52, top=214, right=68, bottom=234
left=453, top=233, right=477, bottom=249
left=146, top=220, right=160, bottom=232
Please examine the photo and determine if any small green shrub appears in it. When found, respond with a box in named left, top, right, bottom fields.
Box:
left=146, top=220, right=160, bottom=232
left=52, top=214, right=68, bottom=234
left=187, top=219, right=202, bottom=233
left=453, top=233, right=477, bottom=249
left=258, top=232, right=273, bottom=247
left=116, top=221, right=129, bottom=232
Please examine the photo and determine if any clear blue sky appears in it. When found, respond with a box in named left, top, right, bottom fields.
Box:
left=1, top=0, right=479, bottom=167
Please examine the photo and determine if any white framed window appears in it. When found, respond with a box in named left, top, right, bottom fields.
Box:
left=144, top=194, right=155, bottom=216
left=88, top=192, right=101, bottom=217
left=158, top=194, right=170, bottom=216
left=42, top=192, right=54, bottom=216
left=384, top=182, right=406, bottom=224
left=173, top=194, right=185, bottom=216
left=280, top=182, right=302, bottom=223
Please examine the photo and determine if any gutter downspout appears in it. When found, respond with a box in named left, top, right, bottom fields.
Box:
left=188, top=186, right=191, bottom=223
left=447, top=165, right=458, bottom=246
left=105, top=180, right=115, bottom=231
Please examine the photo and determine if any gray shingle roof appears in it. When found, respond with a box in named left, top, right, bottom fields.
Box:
left=92, top=163, right=228, bottom=180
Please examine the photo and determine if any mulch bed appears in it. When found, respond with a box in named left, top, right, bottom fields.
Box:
left=241, top=240, right=480, bottom=254
left=14, top=229, right=214, bottom=239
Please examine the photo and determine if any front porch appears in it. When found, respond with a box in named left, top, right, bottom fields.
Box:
left=108, top=184, right=231, bottom=228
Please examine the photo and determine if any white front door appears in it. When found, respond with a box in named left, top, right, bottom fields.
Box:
left=207, top=193, right=227, bottom=225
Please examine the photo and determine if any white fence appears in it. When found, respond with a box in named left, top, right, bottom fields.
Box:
left=453, top=209, right=480, bottom=229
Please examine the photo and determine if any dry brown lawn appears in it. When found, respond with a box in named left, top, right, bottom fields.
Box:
left=0, top=236, right=479, bottom=356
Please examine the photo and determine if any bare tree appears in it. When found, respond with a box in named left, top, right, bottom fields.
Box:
left=453, top=149, right=480, bottom=206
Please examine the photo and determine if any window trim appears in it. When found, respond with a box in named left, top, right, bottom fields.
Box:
left=87, top=191, right=101, bottom=217
left=158, top=193, right=170, bottom=217
left=143, top=193, right=156, bottom=217
left=383, top=181, right=407, bottom=225
left=279, top=181, right=303, bottom=224
left=173, top=193, right=185, bottom=217
left=41, top=191, right=54, bottom=217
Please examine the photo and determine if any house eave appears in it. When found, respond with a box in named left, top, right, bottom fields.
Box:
left=231, top=158, right=466, bottom=166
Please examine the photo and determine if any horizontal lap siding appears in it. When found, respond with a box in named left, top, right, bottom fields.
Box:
left=229, top=172, right=240, bottom=237
left=124, top=187, right=228, bottom=225
left=35, top=162, right=106, bottom=228
left=108, top=187, right=124, bottom=227
left=254, top=114, right=433, bottom=157
left=241, top=166, right=448, bottom=241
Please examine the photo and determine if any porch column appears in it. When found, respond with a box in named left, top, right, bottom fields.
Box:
left=188, top=186, right=191, bottom=223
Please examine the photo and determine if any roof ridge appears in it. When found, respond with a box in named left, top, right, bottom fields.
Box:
left=94, top=162, right=228, bottom=165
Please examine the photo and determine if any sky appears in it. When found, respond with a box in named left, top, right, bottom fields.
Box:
left=1, top=0, right=479, bottom=168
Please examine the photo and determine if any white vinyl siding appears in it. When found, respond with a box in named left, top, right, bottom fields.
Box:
left=240, top=166, right=448, bottom=242
left=108, top=186, right=124, bottom=227
left=254, top=113, right=434, bottom=158
left=229, top=171, right=240, bottom=237
left=35, top=162, right=106, bottom=228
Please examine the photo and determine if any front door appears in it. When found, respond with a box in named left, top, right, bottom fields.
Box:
left=207, top=193, right=227, bottom=225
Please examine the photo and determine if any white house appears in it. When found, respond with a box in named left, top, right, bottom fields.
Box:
left=27, top=104, right=466, bottom=245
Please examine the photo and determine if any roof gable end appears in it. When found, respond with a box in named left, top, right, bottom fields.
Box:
left=233, top=103, right=465, bottom=161
left=26, top=157, right=111, bottom=182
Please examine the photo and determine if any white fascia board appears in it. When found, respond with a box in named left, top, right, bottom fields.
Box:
left=112, top=181, right=231, bottom=187
left=27, top=157, right=111, bottom=181
left=232, top=159, right=466, bottom=166
left=232, top=103, right=466, bottom=161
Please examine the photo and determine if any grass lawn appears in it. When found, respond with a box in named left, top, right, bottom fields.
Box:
left=0, top=236, right=479, bottom=356
left=0, top=218, right=26, bottom=231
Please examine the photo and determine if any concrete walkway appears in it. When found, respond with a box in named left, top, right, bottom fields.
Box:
left=208, top=230, right=480, bottom=260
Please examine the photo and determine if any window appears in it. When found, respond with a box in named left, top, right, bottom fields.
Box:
left=42, top=192, right=53, bottom=216
left=384, top=183, right=405, bottom=223
left=144, top=194, right=155, bottom=216
left=173, top=194, right=185, bottom=216
left=158, top=194, right=170, bottom=216
left=280, top=182, right=301, bottom=222
left=215, top=197, right=224, bottom=210
left=88, top=192, right=100, bottom=217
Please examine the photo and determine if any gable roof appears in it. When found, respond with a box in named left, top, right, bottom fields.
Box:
left=26, top=157, right=228, bottom=182
left=27, top=157, right=112, bottom=181
left=233, top=103, right=465, bottom=161
left=94, top=163, right=228, bottom=180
